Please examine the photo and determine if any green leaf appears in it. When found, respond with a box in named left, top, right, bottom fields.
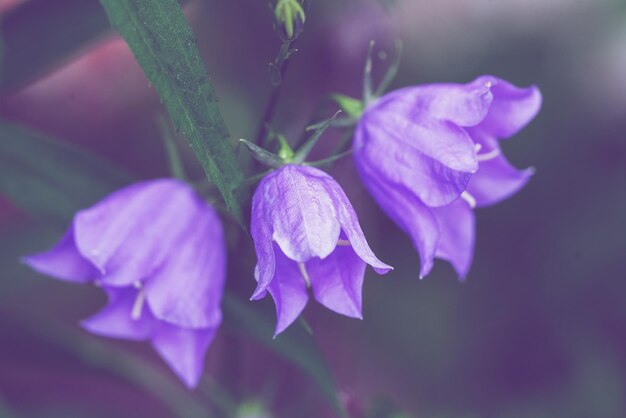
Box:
left=0, top=120, right=346, bottom=417
left=0, top=121, right=132, bottom=225
left=331, top=94, right=364, bottom=119
left=223, top=295, right=348, bottom=418
left=98, top=0, right=245, bottom=224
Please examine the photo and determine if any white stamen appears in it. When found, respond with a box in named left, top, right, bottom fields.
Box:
left=298, top=263, right=311, bottom=288
left=337, top=239, right=351, bottom=246
left=476, top=148, right=501, bottom=162
left=461, top=191, right=477, bottom=209
left=131, top=286, right=145, bottom=320
left=474, top=143, right=482, bottom=152
left=133, top=280, right=142, bottom=289
left=485, top=80, right=493, bottom=88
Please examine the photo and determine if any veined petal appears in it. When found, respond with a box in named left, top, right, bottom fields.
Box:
left=250, top=194, right=276, bottom=300
left=151, top=323, right=217, bottom=389
left=374, top=78, right=493, bottom=127
left=474, top=76, right=542, bottom=139
left=144, top=202, right=225, bottom=329
left=432, top=200, right=475, bottom=280
left=267, top=244, right=309, bottom=336
left=319, top=176, right=391, bottom=274
left=81, top=286, right=156, bottom=340
left=23, top=226, right=99, bottom=283
left=308, top=244, right=366, bottom=319
left=73, top=179, right=202, bottom=287
left=355, top=160, right=439, bottom=278
left=252, top=165, right=341, bottom=263
left=467, top=145, right=534, bottom=207
left=356, top=111, right=477, bottom=207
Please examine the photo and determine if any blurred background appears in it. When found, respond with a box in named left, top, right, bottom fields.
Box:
left=1, top=0, right=625, bottom=417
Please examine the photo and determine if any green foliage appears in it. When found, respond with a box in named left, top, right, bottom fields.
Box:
left=332, top=94, right=364, bottom=119
left=99, top=0, right=245, bottom=224
left=0, top=121, right=132, bottom=225
left=274, top=0, right=306, bottom=39
left=224, top=295, right=348, bottom=417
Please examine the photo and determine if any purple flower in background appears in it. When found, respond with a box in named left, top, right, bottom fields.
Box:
left=354, top=76, right=541, bottom=279
left=250, top=165, right=392, bottom=336
left=23, top=179, right=226, bottom=388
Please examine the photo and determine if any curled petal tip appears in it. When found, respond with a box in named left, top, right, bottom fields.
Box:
left=372, top=263, right=393, bottom=275
left=250, top=287, right=267, bottom=301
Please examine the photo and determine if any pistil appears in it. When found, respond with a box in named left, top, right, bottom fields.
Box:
left=298, top=263, right=312, bottom=288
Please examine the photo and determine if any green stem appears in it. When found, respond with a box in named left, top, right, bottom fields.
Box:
left=304, top=148, right=354, bottom=168
left=157, top=114, right=187, bottom=180
left=362, top=40, right=375, bottom=106
left=374, top=39, right=403, bottom=97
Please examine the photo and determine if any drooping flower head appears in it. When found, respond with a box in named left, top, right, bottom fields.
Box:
left=23, top=179, right=226, bottom=388
left=354, top=76, right=541, bottom=279
left=250, top=164, right=392, bottom=336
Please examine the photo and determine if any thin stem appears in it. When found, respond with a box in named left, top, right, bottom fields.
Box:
left=362, top=40, right=375, bottom=106
left=292, top=110, right=341, bottom=164
left=297, top=316, right=314, bottom=335
left=305, top=116, right=357, bottom=131
left=157, top=114, right=187, bottom=180
left=256, top=40, right=295, bottom=149
left=374, top=39, right=403, bottom=97
left=243, top=169, right=273, bottom=186
left=304, top=148, right=354, bottom=168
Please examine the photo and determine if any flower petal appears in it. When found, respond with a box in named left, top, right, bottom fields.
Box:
left=22, top=226, right=99, bottom=283
left=375, top=78, right=493, bottom=127
left=266, top=244, right=309, bottom=336
left=144, top=202, right=225, bottom=329
left=432, top=200, right=475, bottom=280
left=356, top=111, right=477, bottom=207
left=250, top=188, right=276, bottom=300
left=252, top=165, right=341, bottom=263
left=307, top=244, right=366, bottom=319
left=467, top=147, right=534, bottom=207
left=73, top=179, right=202, bottom=287
left=319, top=175, right=392, bottom=274
left=151, top=323, right=217, bottom=389
left=81, top=286, right=156, bottom=340
left=475, top=76, right=542, bottom=139
left=355, top=160, right=439, bottom=278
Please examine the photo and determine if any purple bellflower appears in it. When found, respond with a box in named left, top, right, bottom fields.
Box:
left=250, top=164, right=392, bottom=336
left=23, top=179, right=226, bottom=388
left=354, top=75, right=541, bottom=279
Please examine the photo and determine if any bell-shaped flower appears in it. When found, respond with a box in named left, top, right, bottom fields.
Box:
left=354, top=75, right=541, bottom=279
left=23, top=179, right=226, bottom=388
left=250, top=164, right=392, bottom=336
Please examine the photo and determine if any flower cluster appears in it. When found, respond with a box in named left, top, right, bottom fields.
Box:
left=24, top=75, right=540, bottom=388
left=354, top=76, right=541, bottom=278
